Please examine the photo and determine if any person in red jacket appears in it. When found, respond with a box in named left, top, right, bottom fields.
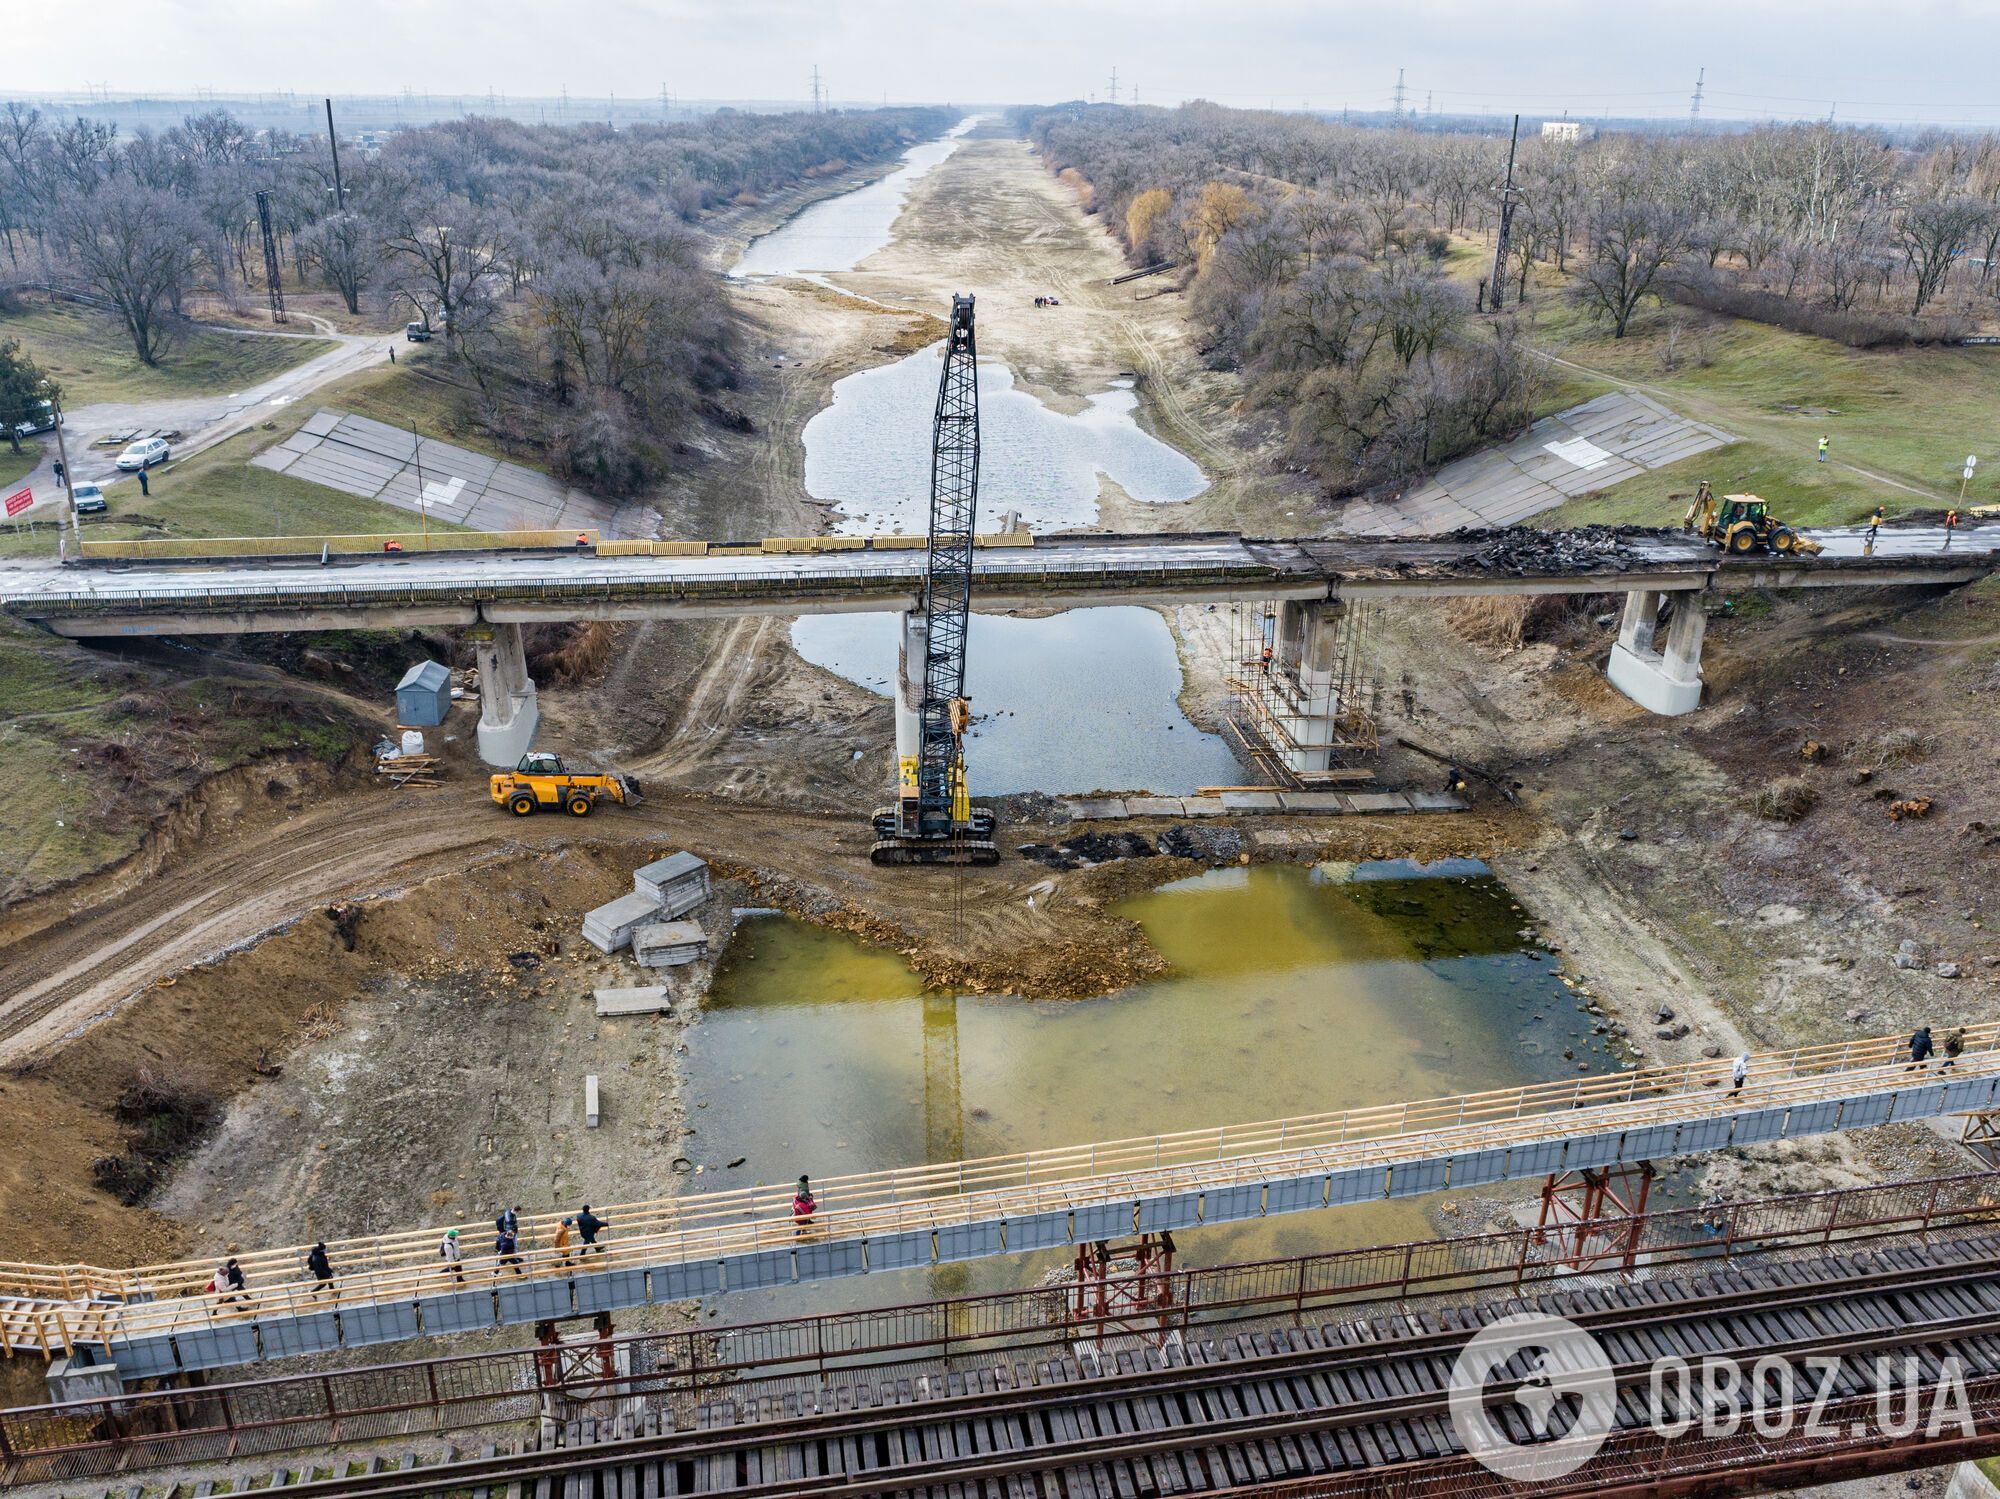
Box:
left=792, top=1175, right=817, bottom=1236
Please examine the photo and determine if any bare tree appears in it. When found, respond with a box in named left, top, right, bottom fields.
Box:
left=1896, top=194, right=1990, bottom=313
left=298, top=211, right=377, bottom=314
left=1575, top=197, right=1692, bottom=338
left=57, top=180, right=201, bottom=364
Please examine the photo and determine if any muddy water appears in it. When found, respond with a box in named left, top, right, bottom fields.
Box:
left=804, top=352, right=1207, bottom=533
left=683, top=862, right=1616, bottom=1320
left=730, top=117, right=981, bottom=279
left=790, top=606, right=1239, bottom=794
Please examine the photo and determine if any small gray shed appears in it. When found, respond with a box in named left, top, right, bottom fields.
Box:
left=394, top=660, right=452, bottom=727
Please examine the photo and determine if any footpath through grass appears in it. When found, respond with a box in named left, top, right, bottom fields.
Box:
left=1524, top=297, right=2000, bottom=529
left=0, top=303, right=334, bottom=406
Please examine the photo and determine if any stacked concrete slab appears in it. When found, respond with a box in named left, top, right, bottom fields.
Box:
left=633, top=852, right=710, bottom=918
left=633, top=921, right=707, bottom=969
left=582, top=892, right=667, bottom=954
left=583, top=851, right=712, bottom=954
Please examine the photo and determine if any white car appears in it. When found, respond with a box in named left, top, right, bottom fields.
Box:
left=116, top=437, right=170, bottom=471
left=70, top=482, right=107, bottom=515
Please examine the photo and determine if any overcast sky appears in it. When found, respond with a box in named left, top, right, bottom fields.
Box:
left=21, top=0, right=2000, bottom=128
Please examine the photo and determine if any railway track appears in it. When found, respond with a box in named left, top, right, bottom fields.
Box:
left=92, top=1232, right=2000, bottom=1499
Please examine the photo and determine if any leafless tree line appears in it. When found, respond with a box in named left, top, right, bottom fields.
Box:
left=0, top=103, right=951, bottom=493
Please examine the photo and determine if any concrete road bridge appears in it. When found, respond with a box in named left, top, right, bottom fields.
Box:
left=1, top=522, right=1993, bottom=764
left=6, top=1025, right=1997, bottom=1379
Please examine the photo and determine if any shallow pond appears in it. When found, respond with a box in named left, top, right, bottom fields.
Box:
left=682, top=861, right=1616, bottom=1319
left=790, top=606, right=1240, bottom=795
left=731, top=117, right=980, bottom=279
left=803, top=351, right=1207, bottom=533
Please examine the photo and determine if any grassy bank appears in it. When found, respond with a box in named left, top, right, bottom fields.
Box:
left=0, top=303, right=334, bottom=405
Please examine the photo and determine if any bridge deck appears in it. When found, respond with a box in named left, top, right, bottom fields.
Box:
left=2, top=526, right=1993, bottom=634
left=5, top=1026, right=1995, bottom=1375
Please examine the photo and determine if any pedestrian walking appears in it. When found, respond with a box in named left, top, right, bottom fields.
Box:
left=439, top=1227, right=464, bottom=1282
left=306, top=1242, right=333, bottom=1297
left=1817, top=435, right=1830, bottom=463
left=1731, top=1053, right=1750, bottom=1095
left=554, top=1216, right=575, bottom=1265
left=496, top=1205, right=520, bottom=1239
left=1908, top=1026, right=1935, bottom=1071
left=1943, top=1028, right=1965, bottom=1073
left=388, top=344, right=396, bottom=365
left=575, top=1204, right=608, bottom=1256
left=137, top=467, right=150, bottom=497
left=494, top=1227, right=525, bottom=1275
left=218, top=1257, right=247, bottom=1303
left=51, top=459, right=65, bottom=488
left=792, top=1175, right=818, bottom=1236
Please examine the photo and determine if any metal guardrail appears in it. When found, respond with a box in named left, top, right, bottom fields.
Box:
left=2, top=1026, right=1995, bottom=1360
left=4, top=1170, right=1995, bottom=1483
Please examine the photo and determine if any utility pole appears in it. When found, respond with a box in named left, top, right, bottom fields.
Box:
left=660, top=82, right=670, bottom=120
left=255, top=190, right=287, bottom=325
left=1689, top=67, right=1705, bottom=127
left=324, top=98, right=344, bottom=211
left=811, top=65, right=823, bottom=113
left=1392, top=68, right=1406, bottom=118
left=51, top=390, right=77, bottom=558
left=1108, top=66, right=1119, bottom=105
left=1488, top=113, right=1521, bottom=314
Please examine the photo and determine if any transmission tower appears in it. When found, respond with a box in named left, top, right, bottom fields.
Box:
left=1392, top=68, right=1406, bottom=117
left=660, top=83, right=670, bottom=119
left=811, top=65, right=824, bottom=112
left=1108, top=66, right=1119, bottom=105
left=254, top=190, right=287, bottom=325
left=1488, top=114, right=1521, bottom=314
left=1690, top=67, right=1705, bottom=126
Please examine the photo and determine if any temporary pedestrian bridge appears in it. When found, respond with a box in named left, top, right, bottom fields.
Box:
left=5, top=1025, right=1996, bottom=1377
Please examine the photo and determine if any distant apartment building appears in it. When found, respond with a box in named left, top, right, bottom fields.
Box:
left=1541, top=120, right=1586, bottom=143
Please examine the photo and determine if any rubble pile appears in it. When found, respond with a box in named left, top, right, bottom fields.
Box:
left=1442, top=525, right=1674, bottom=576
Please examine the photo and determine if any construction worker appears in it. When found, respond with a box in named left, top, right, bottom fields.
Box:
left=1817, top=435, right=1830, bottom=463
left=1864, top=505, right=1884, bottom=556
left=575, top=1203, right=608, bottom=1256
left=384, top=538, right=403, bottom=553
left=1444, top=765, right=1469, bottom=796
left=1260, top=643, right=1273, bottom=675
left=574, top=531, right=589, bottom=551
left=439, top=1227, right=464, bottom=1282
left=1945, top=509, right=1959, bottom=548
left=792, top=1175, right=818, bottom=1236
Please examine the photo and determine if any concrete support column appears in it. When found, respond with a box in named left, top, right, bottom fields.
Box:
left=1605, top=589, right=1705, bottom=716
left=1269, top=601, right=1342, bottom=775
left=893, top=611, right=927, bottom=800
left=472, top=621, right=540, bottom=767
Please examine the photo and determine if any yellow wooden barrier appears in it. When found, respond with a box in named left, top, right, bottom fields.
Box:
left=81, top=530, right=597, bottom=561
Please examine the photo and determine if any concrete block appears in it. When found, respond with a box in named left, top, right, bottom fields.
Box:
left=1219, top=791, right=1286, bottom=813
left=475, top=696, right=538, bottom=768
left=651, top=1260, right=723, bottom=1302
left=1201, top=1182, right=1267, bottom=1224
left=48, top=1354, right=133, bottom=1407
left=1837, top=1093, right=1895, bottom=1130
left=1063, top=797, right=1128, bottom=821
left=572, top=1267, right=649, bottom=1314
left=1277, top=792, right=1352, bottom=814
left=1174, top=797, right=1228, bottom=817
left=935, top=1220, right=1006, bottom=1263
left=1135, top=1191, right=1203, bottom=1233
left=1004, top=1212, right=1073, bottom=1252
left=1345, top=792, right=1413, bottom=815
left=632, top=921, right=707, bottom=969
left=594, top=986, right=671, bottom=1018
left=582, top=892, right=664, bottom=954
left=1607, top=642, right=1702, bottom=716
left=584, top=1075, right=601, bottom=1129
left=1729, top=1107, right=1790, bottom=1146
left=1890, top=1083, right=1950, bottom=1122
left=255, top=1309, right=340, bottom=1359
left=1070, top=1201, right=1133, bottom=1241
left=723, top=1248, right=796, bottom=1292
left=1406, top=791, right=1469, bottom=813
left=1122, top=797, right=1187, bottom=818
left=633, top=852, right=710, bottom=914
left=863, top=1230, right=934, bottom=1271
left=339, top=1300, right=421, bottom=1348
left=495, top=1279, right=573, bottom=1325
left=1782, top=1100, right=1842, bottom=1138
left=1386, top=1158, right=1449, bottom=1198
left=419, top=1288, right=498, bottom=1334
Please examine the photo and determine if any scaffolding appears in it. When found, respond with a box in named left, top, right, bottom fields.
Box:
left=1224, top=600, right=1379, bottom=787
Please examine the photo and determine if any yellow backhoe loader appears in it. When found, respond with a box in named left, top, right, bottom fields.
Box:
left=1684, top=481, right=1823, bottom=556
left=489, top=752, right=639, bottom=817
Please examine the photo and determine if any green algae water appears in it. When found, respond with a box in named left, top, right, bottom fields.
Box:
left=682, top=861, right=1615, bottom=1319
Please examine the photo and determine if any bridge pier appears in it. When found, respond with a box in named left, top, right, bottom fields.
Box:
left=1264, top=601, right=1343, bottom=775
left=471, top=622, right=539, bottom=767
left=1606, top=589, right=1706, bottom=716
left=893, top=610, right=927, bottom=802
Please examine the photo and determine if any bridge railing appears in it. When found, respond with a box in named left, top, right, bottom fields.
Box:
left=1, top=1024, right=1994, bottom=1357
left=5, top=1170, right=1997, bottom=1484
